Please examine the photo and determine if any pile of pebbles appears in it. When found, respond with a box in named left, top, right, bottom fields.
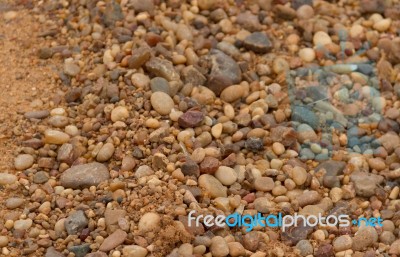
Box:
left=2, top=0, right=400, bottom=256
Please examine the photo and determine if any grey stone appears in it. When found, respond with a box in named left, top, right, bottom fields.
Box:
left=65, top=210, right=88, bottom=235
left=60, top=162, right=110, bottom=189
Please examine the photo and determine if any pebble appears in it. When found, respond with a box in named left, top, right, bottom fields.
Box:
left=243, top=32, right=272, bottom=54
left=145, top=57, right=180, bottom=81
left=122, top=245, right=148, bottom=257
left=178, top=109, right=204, bottom=128
left=0, top=173, right=17, bottom=185
left=350, top=171, right=383, bottom=198
left=65, top=210, right=88, bottom=235
left=214, top=166, right=237, bottom=186
left=0, top=236, right=8, bottom=248
left=44, top=130, right=70, bottom=144
left=228, top=242, right=246, bottom=257
left=198, top=174, right=227, bottom=198
left=298, top=48, right=315, bottom=62
left=210, top=236, right=229, bottom=257
left=352, top=226, right=378, bottom=251
left=220, top=85, right=245, bottom=103
left=131, top=73, right=150, bottom=89
left=138, top=212, right=161, bottom=233
left=24, top=110, right=50, bottom=119
left=333, top=235, right=353, bottom=252
left=296, top=240, right=313, bottom=256
left=292, top=166, right=307, bottom=186
left=373, top=18, right=391, bottom=32
left=150, top=77, right=170, bottom=95
left=272, top=142, right=285, bottom=155
left=14, top=219, right=33, bottom=230
left=207, top=49, right=242, bottom=95
left=254, top=177, right=274, bottom=191
left=60, top=162, right=110, bottom=189
left=4, top=11, right=17, bottom=21
left=14, top=154, right=34, bottom=170
left=96, top=143, right=115, bottom=162
left=150, top=92, right=174, bottom=115
left=99, top=229, right=127, bottom=252
left=296, top=5, right=314, bottom=19
left=111, top=106, right=129, bottom=122
left=64, top=61, right=80, bottom=76
left=200, top=157, right=219, bottom=174
left=5, top=197, right=24, bottom=209
left=313, top=31, right=332, bottom=46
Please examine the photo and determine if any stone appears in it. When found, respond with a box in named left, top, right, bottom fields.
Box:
left=14, top=154, right=34, bottom=170
left=65, top=210, right=88, bottom=235
left=292, top=166, right=307, bottom=186
left=60, top=162, right=110, bottom=189
left=33, top=171, right=49, bottom=184
left=220, top=85, right=245, bottom=103
left=214, top=166, right=237, bottom=186
left=111, top=106, right=129, bottom=122
left=313, top=31, right=332, bottom=46
left=131, top=0, right=155, bottom=13
left=350, top=171, right=384, bottom=198
left=296, top=191, right=321, bottom=207
left=228, top=242, right=246, bottom=257
left=122, top=245, right=148, bottom=257
left=145, top=57, right=180, bottom=81
left=296, top=240, right=313, bottom=256
left=0, top=173, right=17, bottom=185
left=333, top=235, right=352, bottom=252
left=68, top=244, right=90, bottom=257
left=24, top=110, right=50, bottom=119
left=150, top=77, right=170, bottom=95
left=236, top=11, right=261, bottom=31
left=44, top=130, right=70, bottom=144
left=315, top=244, right=334, bottom=257
left=292, top=106, right=319, bottom=130
left=282, top=224, right=314, bottom=246
left=352, top=226, right=378, bottom=251
left=245, top=138, right=264, bottom=152
left=315, top=160, right=346, bottom=188
left=298, top=48, right=315, bottom=62
left=254, top=177, right=274, bottom=191
left=45, top=247, right=65, bottom=257
left=64, top=62, right=80, bottom=76
left=210, top=236, right=229, bottom=257
left=297, top=124, right=318, bottom=143
left=128, top=46, right=151, bottom=69
left=198, top=174, right=227, bottom=198
left=181, top=159, right=200, bottom=177
left=96, top=143, right=115, bottom=162
left=150, top=92, right=174, bottom=115
left=178, top=109, right=204, bottom=128
left=200, top=157, right=219, bottom=174
left=99, top=229, right=127, bottom=252
left=135, top=165, right=154, bottom=178
left=5, top=197, right=24, bottom=209
left=243, top=32, right=272, bottom=54
left=181, top=65, right=207, bottom=86
left=206, top=49, right=242, bottom=95
left=85, top=253, right=107, bottom=257
left=138, top=212, right=161, bottom=233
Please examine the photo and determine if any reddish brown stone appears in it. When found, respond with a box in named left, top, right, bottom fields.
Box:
left=199, top=157, right=219, bottom=174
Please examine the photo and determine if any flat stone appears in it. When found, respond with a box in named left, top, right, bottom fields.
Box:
left=291, top=106, right=319, bottom=129
left=150, top=77, right=170, bottom=95
left=60, top=162, right=110, bottom=189
left=99, top=229, right=127, bottom=252
left=350, top=171, right=384, bottom=198
left=128, top=46, right=151, bottom=69
left=65, top=210, right=88, bottom=235
left=178, top=109, right=204, bottom=128
left=181, top=65, right=206, bottom=86
left=243, top=32, right=272, bottom=54
left=145, top=57, right=180, bottom=81
left=198, top=174, right=227, bottom=198
left=150, top=91, right=174, bottom=115
left=24, top=110, right=50, bottom=119
left=14, top=154, right=34, bottom=170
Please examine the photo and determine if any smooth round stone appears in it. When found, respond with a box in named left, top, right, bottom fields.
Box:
left=138, top=212, right=161, bottom=233
left=0, top=236, right=9, bottom=247
left=65, top=125, right=79, bottom=136
left=198, top=174, right=227, bottom=198
left=297, top=123, right=318, bottom=142
left=64, top=62, right=80, bottom=76
left=254, top=177, right=274, bottom=191
left=350, top=24, right=364, bottom=38
left=270, top=159, right=283, bottom=170
left=300, top=148, right=315, bottom=160
left=131, top=73, right=150, bottom=89
left=298, top=48, right=315, bottom=62
left=214, top=166, right=237, bottom=186
left=150, top=92, right=174, bottom=115
left=50, top=107, right=66, bottom=116
left=272, top=142, right=285, bottom=155
left=5, top=198, right=24, bottom=209
left=14, top=154, right=34, bottom=170
left=96, top=143, right=115, bottom=162
left=14, top=219, right=33, bottom=230
left=310, top=143, right=322, bottom=154
left=44, top=130, right=70, bottom=144
left=296, top=5, right=314, bottom=20
left=228, top=242, right=246, bottom=257
left=111, top=106, right=129, bottom=122
left=211, top=123, right=223, bottom=138
left=372, top=96, right=386, bottom=112
left=0, top=173, right=17, bottom=185
left=292, top=166, right=307, bottom=186
left=373, top=18, right=391, bottom=32
left=313, top=31, right=332, bottom=46
left=122, top=245, right=148, bottom=257
left=150, top=77, right=170, bottom=95
left=220, top=85, right=244, bottom=103
left=210, top=236, right=229, bottom=257
left=60, top=162, right=110, bottom=189
left=296, top=240, right=313, bottom=256
left=367, top=158, right=386, bottom=171
left=329, top=187, right=343, bottom=203
left=333, top=235, right=353, bottom=252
